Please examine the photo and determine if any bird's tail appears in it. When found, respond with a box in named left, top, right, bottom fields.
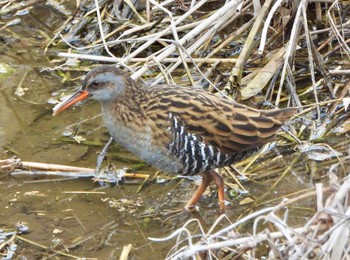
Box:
left=263, top=107, right=297, bottom=123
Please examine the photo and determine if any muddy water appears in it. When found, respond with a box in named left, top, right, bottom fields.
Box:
left=0, top=3, right=341, bottom=260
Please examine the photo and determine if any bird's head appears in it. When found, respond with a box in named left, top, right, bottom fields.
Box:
left=52, top=66, right=127, bottom=116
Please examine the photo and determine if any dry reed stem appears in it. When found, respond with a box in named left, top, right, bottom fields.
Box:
left=277, top=1, right=303, bottom=107
left=198, top=17, right=254, bottom=68
left=58, top=52, right=238, bottom=64
left=230, top=0, right=273, bottom=85
left=119, top=244, right=133, bottom=260
left=0, top=158, right=149, bottom=180
left=240, top=46, right=285, bottom=100
left=302, top=0, right=321, bottom=121
left=16, top=236, right=81, bottom=259
left=258, top=0, right=285, bottom=55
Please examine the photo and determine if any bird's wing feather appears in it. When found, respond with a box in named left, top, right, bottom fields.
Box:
left=145, top=86, right=295, bottom=154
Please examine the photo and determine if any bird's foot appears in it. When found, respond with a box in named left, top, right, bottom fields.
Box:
left=184, top=204, right=199, bottom=213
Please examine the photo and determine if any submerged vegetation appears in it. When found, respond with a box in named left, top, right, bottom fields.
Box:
left=1, top=0, right=350, bottom=258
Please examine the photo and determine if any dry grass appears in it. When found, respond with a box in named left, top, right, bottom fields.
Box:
left=150, top=160, right=350, bottom=259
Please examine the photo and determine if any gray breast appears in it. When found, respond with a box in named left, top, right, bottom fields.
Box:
left=101, top=105, right=183, bottom=174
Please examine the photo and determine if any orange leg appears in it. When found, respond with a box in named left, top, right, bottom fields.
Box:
left=185, top=170, right=226, bottom=213
left=211, top=170, right=226, bottom=213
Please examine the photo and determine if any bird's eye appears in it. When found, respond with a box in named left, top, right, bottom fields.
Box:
left=91, top=80, right=99, bottom=87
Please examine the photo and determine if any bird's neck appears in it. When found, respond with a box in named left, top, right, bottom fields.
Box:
left=101, top=80, right=149, bottom=129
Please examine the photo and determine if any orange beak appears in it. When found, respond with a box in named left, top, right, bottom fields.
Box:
left=52, top=90, right=90, bottom=116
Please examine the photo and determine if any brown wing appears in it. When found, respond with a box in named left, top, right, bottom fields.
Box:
left=145, top=86, right=295, bottom=155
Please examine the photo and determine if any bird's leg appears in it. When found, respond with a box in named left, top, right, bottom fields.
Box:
left=209, top=170, right=226, bottom=213
left=185, top=170, right=226, bottom=213
left=185, top=171, right=212, bottom=211
left=95, top=137, right=114, bottom=174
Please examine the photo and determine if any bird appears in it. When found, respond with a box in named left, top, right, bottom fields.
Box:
left=53, top=65, right=296, bottom=213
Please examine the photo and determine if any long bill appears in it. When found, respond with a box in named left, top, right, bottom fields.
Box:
left=52, top=89, right=90, bottom=116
